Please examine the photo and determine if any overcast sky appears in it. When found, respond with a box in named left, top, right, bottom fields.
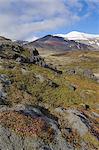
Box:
left=0, top=0, right=99, bottom=41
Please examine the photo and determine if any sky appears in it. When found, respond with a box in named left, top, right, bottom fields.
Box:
left=0, top=0, right=99, bottom=41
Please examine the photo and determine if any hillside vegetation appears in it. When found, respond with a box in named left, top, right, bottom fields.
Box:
left=0, top=40, right=99, bottom=150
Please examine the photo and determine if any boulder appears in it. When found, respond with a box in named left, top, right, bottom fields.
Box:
left=30, top=48, right=46, bottom=67
left=55, top=108, right=88, bottom=136
left=83, top=69, right=97, bottom=80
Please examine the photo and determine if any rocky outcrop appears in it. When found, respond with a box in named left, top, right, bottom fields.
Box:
left=0, top=75, right=11, bottom=105
left=0, top=42, right=62, bottom=74
left=0, top=104, right=74, bottom=150
left=30, top=48, right=46, bottom=67
left=0, top=36, right=12, bottom=44
left=0, top=104, right=98, bottom=150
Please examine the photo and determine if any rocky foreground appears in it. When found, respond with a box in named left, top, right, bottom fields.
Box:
left=0, top=104, right=99, bottom=150
left=0, top=37, right=99, bottom=150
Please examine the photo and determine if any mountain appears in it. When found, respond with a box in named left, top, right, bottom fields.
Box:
left=55, top=31, right=99, bottom=40
left=15, top=40, right=28, bottom=46
left=25, top=34, right=93, bottom=55
left=55, top=31, right=99, bottom=49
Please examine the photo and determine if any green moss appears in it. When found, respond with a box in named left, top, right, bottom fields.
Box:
left=82, top=133, right=99, bottom=149
left=22, top=49, right=31, bottom=58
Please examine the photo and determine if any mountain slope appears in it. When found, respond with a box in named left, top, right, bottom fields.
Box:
left=25, top=35, right=93, bottom=55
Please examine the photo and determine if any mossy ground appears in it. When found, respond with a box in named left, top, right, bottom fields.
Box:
left=0, top=50, right=99, bottom=109
left=0, top=50, right=99, bottom=149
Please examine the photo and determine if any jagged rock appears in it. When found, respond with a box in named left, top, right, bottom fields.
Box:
left=0, top=43, right=62, bottom=74
left=0, top=75, right=11, bottom=105
left=30, top=48, right=46, bottom=67
left=30, top=48, right=62, bottom=73
left=33, top=48, right=39, bottom=56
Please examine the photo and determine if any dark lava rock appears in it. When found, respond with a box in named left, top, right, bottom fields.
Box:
left=30, top=48, right=62, bottom=75
left=30, top=48, right=46, bottom=67
left=32, top=48, right=39, bottom=56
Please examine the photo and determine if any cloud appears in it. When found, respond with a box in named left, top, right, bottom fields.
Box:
left=67, top=0, right=99, bottom=12
left=0, top=0, right=98, bottom=40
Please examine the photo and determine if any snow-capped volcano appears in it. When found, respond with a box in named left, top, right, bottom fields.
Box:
left=54, top=31, right=99, bottom=49
left=55, top=31, right=99, bottom=40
